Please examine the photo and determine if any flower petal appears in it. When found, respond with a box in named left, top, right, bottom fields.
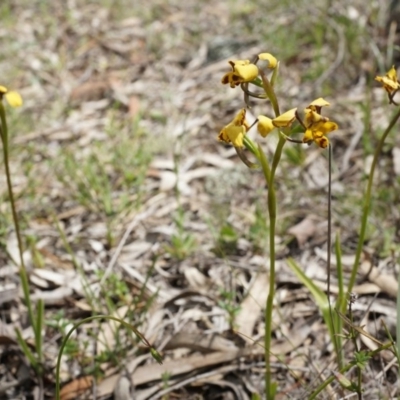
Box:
left=257, top=115, right=275, bottom=137
left=387, top=65, right=398, bottom=82
left=230, top=59, right=251, bottom=67
left=0, top=85, right=8, bottom=94
left=304, top=109, right=324, bottom=126
left=307, top=97, right=330, bottom=109
left=233, top=63, right=259, bottom=82
left=221, top=71, right=240, bottom=88
left=218, top=124, right=245, bottom=147
left=5, top=91, right=23, bottom=107
left=232, top=108, right=249, bottom=127
left=314, top=136, right=329, bottom=148
left=302, top=129, right=313, bottom=144
left=306, top=97, right=331, bottom=114
left=272, top=108, right=297, bottom=128
left=319, top=121, right=338, bottom=134
left=258, top=53, right=278, bottom=69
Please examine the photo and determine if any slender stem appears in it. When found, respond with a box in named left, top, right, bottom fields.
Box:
left=327, top=145, right=342, bottom=366
left=0, top=104, right=44, bottom=387
left=259, top=134, right=286, bottom=399
left=0, top=104, right=37, bottom=337
left=259, top=147, right=275, bottom=398
left=259, top=70, right=280, bottom=117
left=348, top=301, right=362, bottom=399
left=55, top=315, right=161, bottom=399
left=327, top=145, right=332, bottom=306
left=0, top=105, right=24, bottom=264
left=265, top=188, right=276, bottom=399
left=345, top=106, right=400, bottom=304
left=271, top=135, right=286, bottom=179
left=397, top=255, right=400, bottom=366
left=335, top=233, right=344, bottom=368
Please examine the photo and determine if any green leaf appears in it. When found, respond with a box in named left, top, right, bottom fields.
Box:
left=287, top=258, right=335, bottom=341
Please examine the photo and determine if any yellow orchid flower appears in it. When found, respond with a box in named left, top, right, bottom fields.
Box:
left=258, top=53, right=278, bottom=69
left=302, top=110, right=338, bottom=148
left=257, top=115, right=275, bottom=137
left=221, top=60, right=259, bottom=88
left=218, top=109, right=250, bottom=147
left=375, top=66, right=400, bottom=94
left=0, top=85, right=23, bottom=107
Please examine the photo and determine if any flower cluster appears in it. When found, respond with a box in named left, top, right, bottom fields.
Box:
left=217, top=53, right=338, bottom=157
left=218, top=56, right=399, bottom=166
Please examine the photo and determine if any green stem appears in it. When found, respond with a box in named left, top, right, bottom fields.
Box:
left=397, top=254, right=400, bottom=364
left=334, top=233, right=344, bottom=368
left=0, top=104, right=39, bottom=351
left=259, top=134, right=286, bottom=399
left=271, top=135, right=286, bottom=179
left=258, top=147, right=275, bottom=399
left=345, top=106, right=400, bottom=306
left=259, top=70, right=280, bottom=117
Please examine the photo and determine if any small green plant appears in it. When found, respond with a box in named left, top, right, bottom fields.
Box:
left=213, top=223, right=238, bottom=256
left=161, top=371, right=172, bottom=400
left=96, top=270, right=130, bottom=307
left=164, top=208, right=197, bottom=260
left=218, top=288, right=241, bottom=329
left=85, top=267, right=158, bottom=371
left=46, top=310, right=81, bottom=359
left=248, top=205, right=269, bottom=253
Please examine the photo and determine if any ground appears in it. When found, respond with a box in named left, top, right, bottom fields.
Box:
left=0, top=0, right=399, bottom=399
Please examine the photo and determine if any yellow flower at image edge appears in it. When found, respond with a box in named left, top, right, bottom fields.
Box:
left=218, top=109, right=249, bottom=147
left=0, top=85, right=23, bottom=107
left=221, top=60, right=259, bottom=88
left=375, top=66, right=400, bottom=94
